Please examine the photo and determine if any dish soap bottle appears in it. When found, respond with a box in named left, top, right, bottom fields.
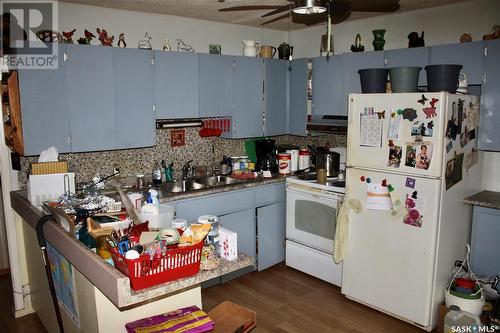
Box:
left=152, top=161, right=162, bottom=185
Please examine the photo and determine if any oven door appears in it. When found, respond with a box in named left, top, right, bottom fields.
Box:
left=286, top=184, right=342, bottom=253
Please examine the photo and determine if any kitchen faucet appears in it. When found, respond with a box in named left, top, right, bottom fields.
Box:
left=181, top=160, right=193, bottom=180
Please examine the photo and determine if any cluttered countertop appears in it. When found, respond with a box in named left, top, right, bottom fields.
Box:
left=463, top=190, right=500, bottom=210
left=10, top=187, right=256, bottom=309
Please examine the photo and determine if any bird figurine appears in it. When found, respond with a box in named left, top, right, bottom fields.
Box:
left=117, top=33, right=126, bottom=48
left=77, top=29, right=96, bottom=44
left=162, top=38, right=171, bottom=51
left=62, top=29, right=76, bottom=43
left=96, top=28, right=114, bottom=46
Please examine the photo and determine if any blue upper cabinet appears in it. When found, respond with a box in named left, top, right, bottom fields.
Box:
left=479, top=40, right=500, bottom=151
left=199, top=54, right=234, bottom=117
left=154, top=51, right=199, bottom=119
left=227, top=57, right=263, bottom=138
left=66, top=44, right=116, bottom=152
left=429, top=41, right=485, bottom=85
left=18, top=44, right=72, bottom=155
left=384, top=47, right=429, bottom=86
left=264, top=59, right=288, bottom=136
left=312, top=56, right=343, bottom=115
left=288, top=59, right=308, bottom=136
left=113, top=48, right=155, bottom=149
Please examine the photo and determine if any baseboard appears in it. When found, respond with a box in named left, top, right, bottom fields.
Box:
left=14, top=304, right=35, bottom=318
left=0, top=268, right=10, bottom=276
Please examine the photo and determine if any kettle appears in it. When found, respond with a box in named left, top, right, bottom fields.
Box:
left=278, top=42, right=293, bottom=60
left=242, top=40, right=261, bottom=57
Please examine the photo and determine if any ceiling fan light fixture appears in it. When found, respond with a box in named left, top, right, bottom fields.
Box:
left=292, top=0, right=326, bottom=15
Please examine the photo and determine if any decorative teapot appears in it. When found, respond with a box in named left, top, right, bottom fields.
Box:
left=242, top=40, right=261, bottom=57
left=278, top=42, right=293, bottom=60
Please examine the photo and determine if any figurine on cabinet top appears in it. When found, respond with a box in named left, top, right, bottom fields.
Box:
left=408, top=31, right=425, bottom=48
left=163, top=38, right=172, bottom=51
left=77, top=29, right=95, bottom=44
left=350, top=33, right=365, bottom=52
left=62, top=29, right=76, bottom=43
left=117, top=33, right=126, bottom=48
left=138, top=32, right=152, bottom=50
left=177, top=39, right=194, bottom=52
left=96, top=28, right=114, bottom=46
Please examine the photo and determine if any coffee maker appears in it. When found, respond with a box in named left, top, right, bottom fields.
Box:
left=255, top=138, right=278, bottom=173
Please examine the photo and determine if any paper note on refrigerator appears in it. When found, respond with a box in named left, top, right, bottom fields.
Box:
left=366, top=183, right=392, bottom=210
left=360, top=115, right=383, bottom=147
left=387, top=114, right=402, bottom=140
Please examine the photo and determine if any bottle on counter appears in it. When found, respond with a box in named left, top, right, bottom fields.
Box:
left=141, top=195, right=159, bottom=216
left=152, top=161, right=162, bottom=185
left=166, top=163, right=174, bottom=182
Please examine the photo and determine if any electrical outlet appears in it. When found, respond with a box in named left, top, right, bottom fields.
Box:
left=22, top=284, right=30, bottom=295
left=113, top=167, right=120, bottom=175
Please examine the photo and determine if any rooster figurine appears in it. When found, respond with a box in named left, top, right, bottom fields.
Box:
left=96, top=28, right=114, bottom=46
left=62, top=29, right=76, bottom=43
left=77, top=29, right=96, bottom=44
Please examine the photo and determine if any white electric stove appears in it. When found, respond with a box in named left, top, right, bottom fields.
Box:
left=285, top=176, right=345, bottom=286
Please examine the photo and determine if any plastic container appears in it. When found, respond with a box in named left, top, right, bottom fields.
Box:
left=198, top=215, right=220, bottom=254
left=425, top=64, right=463, bottom=92
left=389, top=66, right=421, bottom=92
left=139, top=204, right=175, bottom=229
left=298, top=148, right=311, bottom=170
left=444, top=305, right=483, bottom=333
left=171, top=218, right=188, bottom=231
left=358, top=68, right=388, bottom=93
left=445, top=288, right=485, bottom=316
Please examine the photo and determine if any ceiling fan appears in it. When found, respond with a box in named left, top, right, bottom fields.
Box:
left=218, top=0, right=401, bottom=26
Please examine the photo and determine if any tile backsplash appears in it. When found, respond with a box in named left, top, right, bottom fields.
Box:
left=19, top=128, right=345, bottom=188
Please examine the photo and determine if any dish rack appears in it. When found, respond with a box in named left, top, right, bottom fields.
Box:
left=111, top=241, right=204, bottom=290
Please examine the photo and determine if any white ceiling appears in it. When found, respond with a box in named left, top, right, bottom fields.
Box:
left=60, top=0, right=472, bottom=31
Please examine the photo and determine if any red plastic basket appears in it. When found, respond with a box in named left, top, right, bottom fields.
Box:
left=111, top=241, right=204, bottom=291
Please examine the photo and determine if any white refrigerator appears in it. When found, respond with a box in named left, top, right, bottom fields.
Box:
left=341, top=93, right=483, bottom=331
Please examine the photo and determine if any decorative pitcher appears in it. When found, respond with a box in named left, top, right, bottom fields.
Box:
left=242, top=40, right=261, bottom=57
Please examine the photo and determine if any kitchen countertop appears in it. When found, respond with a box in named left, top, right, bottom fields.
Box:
left=463, top=190, right=500, bottom=210
left=157, top=176, right=285, bottom=203
left=10, top=191, right=255, bottom=310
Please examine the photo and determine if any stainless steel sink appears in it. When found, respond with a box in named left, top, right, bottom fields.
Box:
left=162, top=180, right=206, bottom=193
left=194, top=176, right=245, bottom=187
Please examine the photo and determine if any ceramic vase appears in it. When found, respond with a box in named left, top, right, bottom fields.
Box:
left=372, top=29, right=386, bottom=51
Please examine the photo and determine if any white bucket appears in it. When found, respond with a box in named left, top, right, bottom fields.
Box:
left=140, top=204, right=175, bottom=229
left=444, top=289, right=485, bottom=316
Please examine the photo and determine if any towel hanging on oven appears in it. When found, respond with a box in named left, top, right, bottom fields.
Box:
left=334, top=197, right=362, bottom=264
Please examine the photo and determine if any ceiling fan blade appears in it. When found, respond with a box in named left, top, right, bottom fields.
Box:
left=348, top=0, right=400, bottom=12
left=261, top=5, right=290, bottom=18
left=261, top=13, right=290, bottom=26
left=219, top=5, right=283, bottom=12
left=332, top=9, right=352, bottom=24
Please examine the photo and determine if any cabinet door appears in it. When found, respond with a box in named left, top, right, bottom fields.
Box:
left=479, top=40, right=500, bottom=151
left=230, top=57, right=263, bottom=138
left=264, top=59, right=287, bottom=136
left=113, top=48, right=155, bottom=149
left=219, top=208, right=256, bottom=259
left=18, top=44, right=72, bottom=155
left=288, top=59, right=308, bottom=136
left=257, top=201, right=285, bottom=271
left=471, top=206, right=500, bottom=275
left=342, top=51, right=385, bottom=115
left=66, top=44, right=116, bottom=152
left=429, top=41, right=485, bottom=85
left=154, top=51, right=199, bottom=119
left=199, top=54, right=234, bottom=117
left=384, top=47, right=429, bottom=86
left=312, top=56, right=343, bottom=116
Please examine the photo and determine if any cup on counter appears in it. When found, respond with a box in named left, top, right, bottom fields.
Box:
left=317, top=168, right=327, bottom=184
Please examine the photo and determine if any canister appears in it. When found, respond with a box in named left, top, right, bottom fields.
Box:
left=278, top=153, right=291, bottom=175
left=286, top=149, right=299, bottom=172
left=298, top=149, right=311, bottom=170
left=198, top=215, right=220, bottom=254
left=171, top=218, right=187, bottom=231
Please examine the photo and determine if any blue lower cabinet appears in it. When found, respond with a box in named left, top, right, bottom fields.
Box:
left=220, top=208, right=256, bottom=259
left=257, top=201, right=285, bottom=271
left=470, top=206, right=500, bottom=276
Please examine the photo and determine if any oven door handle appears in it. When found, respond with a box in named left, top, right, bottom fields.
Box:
left=287, top=185, right=342, bottom=201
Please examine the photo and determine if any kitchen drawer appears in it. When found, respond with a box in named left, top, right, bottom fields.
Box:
left=255, top=183, right=285, bottom=206
left=174, top=189, right=254, bottom=220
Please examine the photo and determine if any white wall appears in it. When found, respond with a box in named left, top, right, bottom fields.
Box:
left=57, top=2, right=287, bottom=55
left=291, top=0, right=500, bottom=191
left=291, top=0, right=500, bottom=58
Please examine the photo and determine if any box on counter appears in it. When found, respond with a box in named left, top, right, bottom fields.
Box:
left=219, top=227, right=237, bottom=261
left=31, top=161, right=68, bottom=175
left=28, top=172, right=75, bottom=208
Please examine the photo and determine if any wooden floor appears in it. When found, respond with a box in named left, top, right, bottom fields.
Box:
left=0, top=273, right=47, bottom=333
left=203, top=263, right=434, bottom=333
left=0, top=264, right=433, bottom=333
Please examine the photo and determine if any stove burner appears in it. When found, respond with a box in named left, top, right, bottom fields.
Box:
left=327, top=180, right=345, bottom=188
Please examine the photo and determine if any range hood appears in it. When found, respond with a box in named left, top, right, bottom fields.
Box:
left=306, top=115, right=348, bottom=134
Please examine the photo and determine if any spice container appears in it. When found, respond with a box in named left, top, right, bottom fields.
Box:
left=198, top=215, right=220, bottom=255
left=299, top=149, right=311, bottom=170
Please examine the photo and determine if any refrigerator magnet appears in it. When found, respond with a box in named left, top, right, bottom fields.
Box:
left=403, top=193, right=425, bottom=228
left=411, top=121, right=433, bottom=137
left=417, top=94, right=428, bottom=105
left=387, top=145, right=402, bottom=168
left=402, top=108, right=418, bottom=121
left=423, top=106, right=437, bottom=118
left=405, top=177, right=416, bottom=189
left=445, top=153, right=464, bottom=190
